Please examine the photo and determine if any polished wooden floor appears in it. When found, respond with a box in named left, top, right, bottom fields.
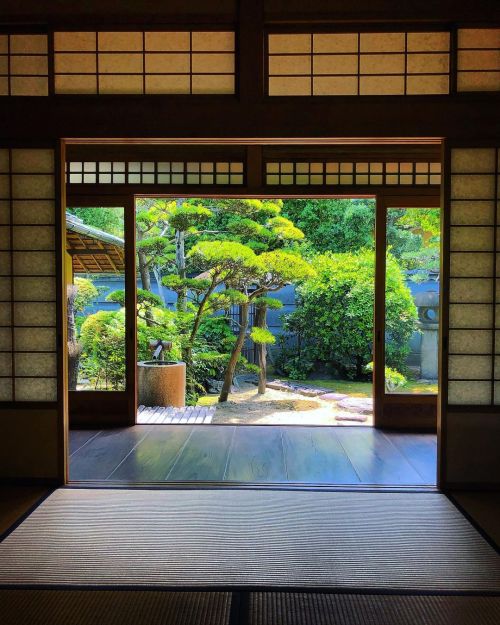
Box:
left=69, top=425, right=437, bottom=486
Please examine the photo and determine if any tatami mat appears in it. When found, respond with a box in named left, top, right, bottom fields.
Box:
left=0, top=590, right=232, bottom=625
left=249, top=593, right=500, bottom=625
left=0, top=590, right=499, bottom=625
left=0, top=489, right=499, bottom=592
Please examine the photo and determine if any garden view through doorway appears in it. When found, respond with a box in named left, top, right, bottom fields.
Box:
left=66, top=198, right=439, bottom=428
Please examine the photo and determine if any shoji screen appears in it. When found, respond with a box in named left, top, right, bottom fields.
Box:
left=448, top=148, right=498, bottom=405
left=0, top=34, right=49, bottom=96
left=444, top=145, right=500, bottom=487
left=54, top=31, right=235, bottom=94
left=268, top=31, right=450, bottom=96
left=457, top=29, right=500, bottom=92
left=0, top=147, right=60, bottom=480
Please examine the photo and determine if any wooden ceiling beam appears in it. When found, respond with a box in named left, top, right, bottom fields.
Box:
left=1, top=96, right=498, bottom=142
left=1, top=0, right=498, bottom=25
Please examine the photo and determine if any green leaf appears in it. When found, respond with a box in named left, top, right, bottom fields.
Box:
left=253, top=296, right=283, bottom=310
left=250, top=327, right=276, bottom=344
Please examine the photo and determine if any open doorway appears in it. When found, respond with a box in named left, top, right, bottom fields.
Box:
left=134, top=197, right=377, bottom=426
left=66, top=195, right=438, bottom=486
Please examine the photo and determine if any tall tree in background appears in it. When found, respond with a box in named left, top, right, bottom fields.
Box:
left=252, top=296, right=282, bottom=394
left=218, top=251, right=314, bottom=402
left=135, top=199, right=175, bottom=302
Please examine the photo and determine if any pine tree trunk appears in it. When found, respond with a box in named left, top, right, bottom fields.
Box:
left=175, top=229, right=187, bottom=311
left=152, top=265, right=165, bottom=306
left=137, top=249, right=151, bottom=291
left=136, top=231, right=154, bottom=326
left=67, top=285, right=81, bottom=391
left=219, top=302, right=249, bottom=403
left=255, top=305, right=268, bottom=394
left=184, top=283, right=216, bottom=400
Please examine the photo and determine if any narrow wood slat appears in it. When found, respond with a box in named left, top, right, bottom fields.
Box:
left=156, top=409, right=169, bottom=424
left=167, top=426, right=234, bottom=481
left=225, top=426, right=287, bottom=482
left=69, top=428, right=151, bottom=481
left=282, top=427, right=360, bottom=484
left=146, top=408, right=161, bottom=424
left=110, top=426, right=194, bottom=481
left=333, top=428, right=426, bottom=485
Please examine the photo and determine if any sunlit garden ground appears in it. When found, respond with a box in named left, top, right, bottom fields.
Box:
left=197, top=373, right=437, bottom=426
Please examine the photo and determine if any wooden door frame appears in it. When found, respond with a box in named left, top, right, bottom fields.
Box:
left=65, top=194, right=137, bottom=428
left=374, top=192, right=441, bottom=430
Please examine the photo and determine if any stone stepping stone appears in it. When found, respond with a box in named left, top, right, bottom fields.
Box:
left=266, top=380, right=330, bottom=397
left=318, top=392, right=348, bottom=402
left=296, top=387, right=326, bottom=397
left=337, top=397, right=373, bottom=414
left=335, top=411, right=368, bottom=423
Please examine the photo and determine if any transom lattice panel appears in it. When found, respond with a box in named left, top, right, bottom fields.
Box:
left=66, top=160, right=244, bottom=185
left=267, top=31, right=451, bottom=96
left=457, top=29, right=500, bottom=92
left=0, top=34, right=49, bottom=96
left=265, top=160, right=441, bottom=186
left=54, top=31, right=235, bottom=94
left=447, top=147, right=500, bottom=405
left=0, top=148, right=57, bottom=402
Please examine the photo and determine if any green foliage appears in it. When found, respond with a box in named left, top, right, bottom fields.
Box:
left=162, top=275, right=212, bottom=294
left=199, top=198, right=301, bottom=253
left=192, top=351, right=258, bottom=391
left=282, top=199, right=375, bottom=254
left=397, top=207, right=440, bottom=238
left=136, top=235, right=174, bottom=257
left=227, top=217, right=270, bottom=239
left=136, top=289, right=164, bottom=308
left=388, top=207, right=440, bottom=282
left=282, top=250, right=417, bottom=379
left=197, top=317, right=236, bottom=353
left=258, top=250, right=316, bottom=287
left=273, top=335, right=315, bottom=380
left=281, top=201, right=440, bottom=282
left=136, top=309, right=182, bottom=362
left=67, top=207, right=124, bottom=238
left=73, top=277, right=98, bottom=314
left=188, top=240, right=263, bottom=286
left=207, top=289, right=248, bottom=312
left=79, top=310, right=126, bottom=390
left=204, top=198, right=281, bottom=219
left=250, top=327, right=275, bottom=344
left=365, top=361, right=407, bottom=392
left=106, top=288, right=163, bottom=309
left=267, top=216, right=304, bottom=241
left=254, top=296, right=283, bottom=310
left=168, top=204, right=212, bottom=232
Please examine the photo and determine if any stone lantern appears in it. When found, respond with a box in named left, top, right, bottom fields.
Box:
left=414, top=290, right=439, bottom=381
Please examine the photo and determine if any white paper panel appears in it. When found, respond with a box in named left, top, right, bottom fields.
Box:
left=449, top=329, right=492, bottom=354
left=448, top=381, right=491, bottom=404
left=449, top=355, right=492, bottom=379
left=14, top=377, right=57, bottom=401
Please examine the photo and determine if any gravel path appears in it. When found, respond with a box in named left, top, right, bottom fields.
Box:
left=210, top=382, right=373, bottom=426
